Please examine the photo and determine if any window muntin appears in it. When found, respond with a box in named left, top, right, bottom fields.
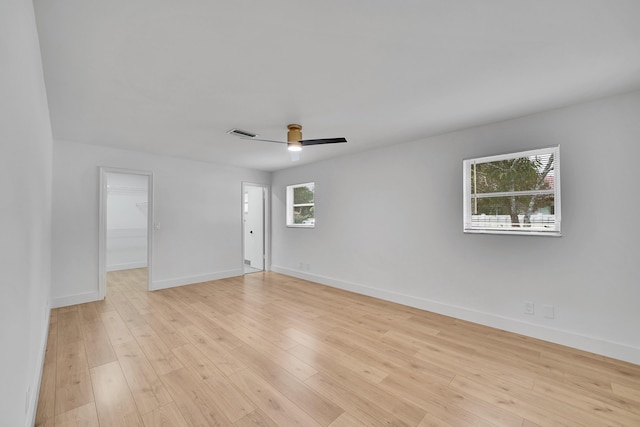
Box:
left=286, top=182, right=315, bottom=227
left=463, top=146, right=560, bottom=236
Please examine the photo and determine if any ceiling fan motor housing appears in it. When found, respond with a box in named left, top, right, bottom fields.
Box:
left=287, top=124, right=303, bottom=151
left=287, top=124, right=302, bottom=141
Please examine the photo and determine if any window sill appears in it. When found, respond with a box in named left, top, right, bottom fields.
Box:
left=464, top=228, right=561, bottom=237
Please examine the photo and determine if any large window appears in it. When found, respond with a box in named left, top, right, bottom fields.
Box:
left=286, top=182, right=315, bottom=227
left=463, top=146, right=560, bottom=236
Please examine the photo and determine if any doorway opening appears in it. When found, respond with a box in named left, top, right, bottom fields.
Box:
left=242, top=183, right=269, bottom=274
left=99, top=167, right=153, bottom=298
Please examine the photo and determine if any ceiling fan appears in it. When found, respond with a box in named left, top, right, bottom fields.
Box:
left=228, top=124, right=347, bottom=152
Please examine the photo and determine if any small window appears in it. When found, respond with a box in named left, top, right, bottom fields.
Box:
left=286, top=182, right=315, bottom=227
left=463, top=146, right=560, bottom=236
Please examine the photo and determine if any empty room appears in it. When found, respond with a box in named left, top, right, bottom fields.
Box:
left=2, top=1, right=640, bottom=426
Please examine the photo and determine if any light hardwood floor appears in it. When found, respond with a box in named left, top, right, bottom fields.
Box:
left=36, top=269, right=640, bottom=426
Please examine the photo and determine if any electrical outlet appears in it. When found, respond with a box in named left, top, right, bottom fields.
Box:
left=524, top=301, right=535, bottom=315
left=543, top=305, right=555, bottom=319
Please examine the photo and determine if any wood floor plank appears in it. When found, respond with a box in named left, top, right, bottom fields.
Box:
left=532, top=376, right=640, bottom=424
left=53, top=402, right=99, bottom=427
left=113, top=339, right=173, bottom=415
left=77, top=302, right=101, bottom=324
left=304, top=372, right=409, bottom=427
left=36, top=315, right=58, bottom=426
left=612, top=382, right=640, bottom=403
left=113, top=298, right=149, bottom=330
left=380, top=372, right=522, bottom=427
left=139, top=311, right=189, bottom=349
left=130, top=324, right=183, bottom=376
left=226, top=323, right=318, bottom=381
left=178, top=324, right=246, bottom=376
left=57, top=310, right=82, bottom=345
left=416, top=412, right=458, bottom=427
left=146, top=294, right=193, bottom=330
left=56, top=306, right=79, bottom=314
left=55, top=340, right=94, bottom=415
left=160, top=368, right=233, bottom=426
left=434, top=326, right=543, bottom=366
left=449, top=374, right=584, bottom=427
left=327, top=412, right=371, bottom=427
left=127, top=293, right=153, bottom=316
left=232, top=409, right=279, bottom=427
left=100, top=310, right=135, bottom=346
left=140, top=401, right=190, bottom=427
left=91, top=297, right=117, bottom=314
left=35, top=358, right=56, bottom=426
left=412, top=339, right=536, bottom=389
left=226, top=312, right=299, bottom=351
left=162, top=285, right=203, bottom=306
left=228, top=369, right=324, bottom=427
left=289, top=344, right=426, bottom=426
left=324, top=326, right=412, bottom=366
left=283, top=327, right=389, bottom=383
left=229, top=343, right=344, bottom=426
left=178, top=305, right=245, bottom=351
left=539, top=349, right=640, bottom=389
left=80, top=319, right=117, bottom=368
left=172, top=343, right=255, bottom=422
left=90, top=361, right=142, bottom=426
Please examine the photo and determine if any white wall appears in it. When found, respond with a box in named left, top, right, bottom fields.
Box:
left=106, top=173, right=148, bottom=271
left=52, top=140, right=270, bottom=306
left=0, top=1, right=53, bottom=425
left=272, top=90, right=640, bottom=364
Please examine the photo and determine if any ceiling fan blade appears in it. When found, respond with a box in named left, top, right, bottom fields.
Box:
left=241, top=137, right=286, bottom=145
left=300, top=137, right=347, bottom=146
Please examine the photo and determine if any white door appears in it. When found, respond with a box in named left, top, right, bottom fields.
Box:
left=243, top=185, right=264, bottom=271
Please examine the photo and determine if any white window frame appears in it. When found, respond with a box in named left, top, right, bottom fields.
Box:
left=463, top=146, right=561, bottom=236
left=286, top=182, right=315, bottom=228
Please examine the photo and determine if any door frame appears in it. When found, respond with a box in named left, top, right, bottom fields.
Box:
left=98, top=167, right=154, bottom=298
left=241, top=182, right=270, bottom=273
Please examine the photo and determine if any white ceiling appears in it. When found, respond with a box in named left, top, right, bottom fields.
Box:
left=34, top=0, right=640, bottom=172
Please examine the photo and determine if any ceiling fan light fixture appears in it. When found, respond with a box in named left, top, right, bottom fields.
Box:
left=287, top=141, right=302, bottom=151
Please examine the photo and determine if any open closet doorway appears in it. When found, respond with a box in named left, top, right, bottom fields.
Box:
left=242, top=183, right=269, bottom=274
left=99, top=167, right=153, bottom=299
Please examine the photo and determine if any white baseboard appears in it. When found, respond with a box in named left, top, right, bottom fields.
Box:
left=106, top=261, right=147, bottom=272
left=151, top=269, right=243, bottom=291
left=271, top=265, right=640, bottom=365
left=27, top=300, right=51, bottom=427
left=50, top=268, right=244, bottom=307
left=51, top=291, right=101, bottom=308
